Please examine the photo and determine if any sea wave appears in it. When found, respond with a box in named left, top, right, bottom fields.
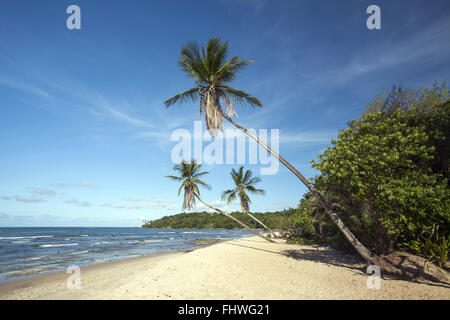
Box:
left=68, top=250, right=90, bottom=255
left=38, top=243, right=79, bottom=248
left=26, top=256, right=48, bottom=261
left=0, top=235, right=53, bottom=240
left=0, top=236, right=28, bottom=240
left=29, top=236, right=54, bottom=239
left=0, top=267, right=50, bottom=277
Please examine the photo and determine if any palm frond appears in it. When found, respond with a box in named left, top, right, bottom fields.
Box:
left=164, top=87, right=200, bottom=108
left=247, top=177, right=261, bottom=186
left=191, top=178, right=211, bottom=190
left=221, top=189, right=236, bottom=204
left=246, top=185, right=265, bottom=195
left=243, top=169, right=253, bottom=184
left=179, top=42, right=209, bottom=83
left=220, top=86, right=263, bottom=108
left=165, top=175, right=182, bottom=181
left=217, top=59, right=254, bottom=83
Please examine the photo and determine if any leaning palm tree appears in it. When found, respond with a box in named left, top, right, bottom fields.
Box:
left=222, top=167, right=276, bottom=237
left=164, top=37, right=387, bottom=268
left=165, top=159, right=274, bottom=243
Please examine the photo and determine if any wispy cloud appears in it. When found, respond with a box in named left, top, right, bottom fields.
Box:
left=195, top=200, right=229, bottom=212
left=1, top=195, right=46, bottom=203
left=14, top=196, right=46, bottom=203
left=152, top=199, right=177, bottom=211
left=56, top=183, right=101, bottom=189
left=65, top=198, right=91, bottom=207
left=99, top=100, right=154, bottom=128
left=220, top=0, right=268, bottom=15
left=101, top=202, right=151, bottom=210
left=310, top=16, right=450, bottom=85
left=122, top=196, right=152, bottom=202
left=0, top=76, right=55, bottom=99
left=31, top=188, right=56, bottom=196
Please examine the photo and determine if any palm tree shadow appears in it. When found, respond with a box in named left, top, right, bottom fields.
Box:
left=228, top=243, right=450, bottom=289
left=238, top=238, right=275, bottom=244
left=380, top=253, right=450, bottom=288
left=284, top=248, right=366, bottom=275
left=226, top=242, right=365, bottom=276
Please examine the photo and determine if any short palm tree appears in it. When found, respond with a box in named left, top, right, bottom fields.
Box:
left=164, top=37, right=386, bottom=267
left=222, top=167, right=275, bottom=237
left=165, top=160, right=274, bottom=242
left=165, top=159, right=210, bottom=211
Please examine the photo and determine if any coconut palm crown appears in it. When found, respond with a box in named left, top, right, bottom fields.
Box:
left=222, top=167, right=265, bottom=214
left=164, top=37, right=262, bottom=136
left=165, top=160, right=210, bottom=211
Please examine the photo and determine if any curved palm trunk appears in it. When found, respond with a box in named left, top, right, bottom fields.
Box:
left=196, top=196, right=275, bottom=243
left=246, top=213, right=277, bottom=238
left=223, top=113, right=386, bottom=266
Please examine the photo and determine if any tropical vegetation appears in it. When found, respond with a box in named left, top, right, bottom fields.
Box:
left=283, top=83, right=450, bottom=267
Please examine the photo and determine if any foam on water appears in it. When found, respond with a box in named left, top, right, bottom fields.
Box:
left=38, top=243, right=79, bottom=248
left=0, top=227, right=253, bottom=282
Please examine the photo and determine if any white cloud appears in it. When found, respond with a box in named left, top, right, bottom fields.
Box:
left=311, top=16, right=450, bottom=85
left=195, top=200, right=229, bottom=212
left=14, top=196, right=46, bottom=203
left=122, top=196, right=152, bottom=202
left=0, top=76, right=55, bottom=99
left=152, top=199, right=177, bottom=211
left=32, top=188, right=56, bottom=196
left=101, top=100, right=154, bottom=128
left=56, top=183, right=101, bottom=189
left=101, top=202, right=151, bottom=210
left=65, top=198, right=91, bottom=207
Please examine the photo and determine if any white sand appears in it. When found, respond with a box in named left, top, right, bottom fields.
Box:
left=0, top=236, right=449, bottom=300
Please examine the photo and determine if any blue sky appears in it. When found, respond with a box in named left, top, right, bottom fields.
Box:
left=0, top=0, right=449, bottom=227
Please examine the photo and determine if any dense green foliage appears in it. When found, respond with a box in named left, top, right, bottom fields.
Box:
left=142, top=209, right=296, bottom=230
left=285, top=83, right=450, bottom=264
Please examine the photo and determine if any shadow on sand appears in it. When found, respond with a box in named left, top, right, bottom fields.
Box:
left=227, top=241, right=450, bottom=289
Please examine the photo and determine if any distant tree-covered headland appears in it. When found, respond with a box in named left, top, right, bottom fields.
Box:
left=142, top=209, right=296, bottom=230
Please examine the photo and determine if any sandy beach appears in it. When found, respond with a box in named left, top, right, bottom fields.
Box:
left=0, top=236, right=449, bottom=300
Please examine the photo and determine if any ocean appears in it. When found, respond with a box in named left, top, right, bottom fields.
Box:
left=0, top=227, right=252, bottom=282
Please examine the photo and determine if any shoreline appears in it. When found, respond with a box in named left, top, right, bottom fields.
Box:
left=1, top=236, right=449, bottom=300
left=0, top=236, right=231, bottom=287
